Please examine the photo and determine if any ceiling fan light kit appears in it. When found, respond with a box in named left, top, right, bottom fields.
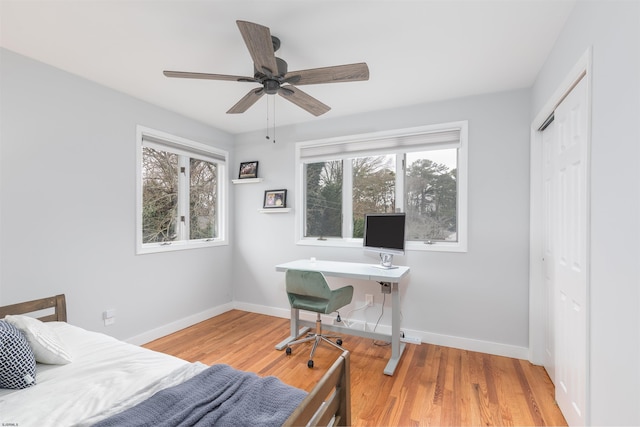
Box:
left=163, top=20, right=369, bottom=117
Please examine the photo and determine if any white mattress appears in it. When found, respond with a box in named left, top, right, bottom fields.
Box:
left=0, top=322, right=207, bottom=427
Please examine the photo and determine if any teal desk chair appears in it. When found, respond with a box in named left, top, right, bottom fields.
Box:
left=285, top=269, right=354, bottom=368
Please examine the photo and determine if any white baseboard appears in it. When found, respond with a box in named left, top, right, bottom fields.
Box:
left=127, top=300, right=529, bottom=360
left=125, top=302, right=235, bottom=345
left=234, top=301, right=529, bottom=360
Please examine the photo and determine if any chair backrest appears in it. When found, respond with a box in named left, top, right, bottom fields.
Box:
left=286, top=269, right=332, bottom=300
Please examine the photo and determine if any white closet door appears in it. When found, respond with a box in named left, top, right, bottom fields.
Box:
left=544, top=75, right=589, bottom=427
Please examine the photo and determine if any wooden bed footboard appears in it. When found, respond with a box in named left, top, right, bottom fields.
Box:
left=0, top=294, right=67, bottom=322
left=283, top=350, right=351, bottom=427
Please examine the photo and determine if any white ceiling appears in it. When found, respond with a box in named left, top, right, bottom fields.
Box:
left=1, top=0, right=575, bottom=135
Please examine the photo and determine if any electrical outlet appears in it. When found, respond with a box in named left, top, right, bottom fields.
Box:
left=365, top=294, right=374, bottom=306
left=103, top=309, right=116, bottom=320
left=103, top=309, right=116, bottom=326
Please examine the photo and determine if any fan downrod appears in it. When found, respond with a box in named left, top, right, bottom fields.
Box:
left=255, top=37, right=288, bottom=95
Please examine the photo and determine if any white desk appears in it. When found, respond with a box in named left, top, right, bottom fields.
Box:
left=275, top=259, right=410, bottom=376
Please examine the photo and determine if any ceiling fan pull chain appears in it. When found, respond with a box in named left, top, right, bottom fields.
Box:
left=265, top=96, right=270, bottom=141
left=265, top=96, right=276, bottom=143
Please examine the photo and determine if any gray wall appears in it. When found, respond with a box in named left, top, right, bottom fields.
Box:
left=531, top=1, right=640, bottom=425
left=233, top=89, right=532, bottom=357
left=0, top=49, right=235, bottom=341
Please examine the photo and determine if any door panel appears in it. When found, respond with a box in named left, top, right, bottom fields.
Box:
left=543, top=75, right=588, bottom=426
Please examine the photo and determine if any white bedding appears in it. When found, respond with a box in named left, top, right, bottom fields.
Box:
left=0, top=322, right=207, bottom=427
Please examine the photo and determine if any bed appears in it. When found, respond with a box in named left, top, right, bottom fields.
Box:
left=0, top=294, right=351, bottom=426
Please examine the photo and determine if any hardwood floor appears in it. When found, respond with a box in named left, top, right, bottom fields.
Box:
left=144, top=310, right=567, bottom=426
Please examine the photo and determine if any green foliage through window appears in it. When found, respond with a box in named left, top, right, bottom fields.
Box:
left=303, top=150, right=458, bottom=242
left=305, top=161, right=343, bottom=238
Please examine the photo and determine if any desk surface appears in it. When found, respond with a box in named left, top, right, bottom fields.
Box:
left=276, top=259, right=410, bottom=282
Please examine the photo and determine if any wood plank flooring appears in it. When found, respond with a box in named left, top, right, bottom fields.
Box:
left=144, top=310, right=567, bottom=426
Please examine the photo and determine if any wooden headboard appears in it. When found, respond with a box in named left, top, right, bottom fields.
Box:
left=0, top=294, right=67, bottom=322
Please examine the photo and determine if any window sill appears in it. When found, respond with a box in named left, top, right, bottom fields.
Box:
left=137, top=239, right=228, bottom=254
left=296, top=238, right=467, bottom=252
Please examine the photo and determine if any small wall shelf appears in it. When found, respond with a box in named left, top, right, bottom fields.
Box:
left=232, top=178, right=263, bottom=184
left=258, top=208, right=291, bottom=213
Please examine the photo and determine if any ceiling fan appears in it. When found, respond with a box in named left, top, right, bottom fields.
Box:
left=163, top=20, right=369, bottom=116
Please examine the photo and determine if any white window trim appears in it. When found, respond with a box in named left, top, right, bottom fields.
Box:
left=295, top=121, right=468, bottom=253
left=136, top=125, right=228, bottom=254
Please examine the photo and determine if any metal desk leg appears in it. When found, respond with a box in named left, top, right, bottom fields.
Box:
left=275, top=307, right=310, bottom=350
left=384, top=282, right=406, bottom=375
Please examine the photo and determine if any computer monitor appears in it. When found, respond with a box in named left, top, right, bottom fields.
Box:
left=363, top=213, right=406, bottom=269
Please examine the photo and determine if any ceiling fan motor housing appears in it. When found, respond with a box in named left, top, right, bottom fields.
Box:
left=255, top=57, right=288, bottom=94
left=263, top=79, right=280, bottom=94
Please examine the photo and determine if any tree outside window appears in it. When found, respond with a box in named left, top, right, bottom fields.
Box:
left=142, top=148, right=218, bottom=244
left=189, top=158, right=217, bottom=240
left=352, top=155, right=396, bottom=238
left=305, top=160, right=343, bottom=238
left=405, top=150, right=457, bottom=242
left=142, top=147, right=178, bottom=243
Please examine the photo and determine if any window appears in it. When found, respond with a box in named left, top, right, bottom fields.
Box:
left=136, top=126, right=228, bottom=254
left=296, top=122, right=467, bottom=252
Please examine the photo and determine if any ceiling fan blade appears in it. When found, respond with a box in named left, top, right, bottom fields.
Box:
left=227, top=88, right=265, bottom=114
left=164, top=70, right=256, bottom=82
left=236, top=20, right=279, bottom=77
left=284, top=63, right=369, bottom=86
left=278, top=85, right=330, bottom=116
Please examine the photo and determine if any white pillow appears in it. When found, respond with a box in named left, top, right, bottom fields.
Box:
left=4, top=315, right=73, bottom=365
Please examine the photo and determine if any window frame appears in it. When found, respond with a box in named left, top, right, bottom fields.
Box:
left=295, top=121, right=468, bottom=253
left=136, top=126, right=228, bottom=254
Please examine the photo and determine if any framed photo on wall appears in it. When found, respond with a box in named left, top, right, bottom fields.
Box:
left=263, top=189, right=287, bottom=208
left=238, top=161, right=259, bottom=179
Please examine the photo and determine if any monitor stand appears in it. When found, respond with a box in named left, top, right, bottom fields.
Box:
left=373, top=253, right=399, bottom=269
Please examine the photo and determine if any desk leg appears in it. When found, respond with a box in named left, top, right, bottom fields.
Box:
left=275, top=307, right=311, bottom=350
left=384, top=282, right=406, bottom=376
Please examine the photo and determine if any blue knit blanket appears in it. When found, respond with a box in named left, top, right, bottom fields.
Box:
left=93, top=364, right=307, bottom=427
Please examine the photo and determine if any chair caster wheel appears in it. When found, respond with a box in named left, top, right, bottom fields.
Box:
left=286, top=347, right=292, bottom=356
left=307, top=360, right=314, bottom=368
left=336, top=339, right=343, bottom=346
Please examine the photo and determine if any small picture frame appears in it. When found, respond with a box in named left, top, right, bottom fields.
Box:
left=238, top=161, right=259, bottom=179
left=263, top=189, right=287, bottom=208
